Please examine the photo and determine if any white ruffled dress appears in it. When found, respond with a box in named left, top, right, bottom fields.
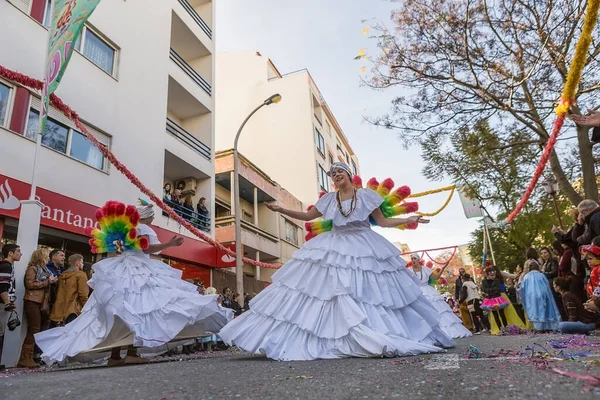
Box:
left=35, top=224, right=233, bottom=364
left=219, top=188, right=456, bottom=361
left=409, top=266, right=472, bottom=338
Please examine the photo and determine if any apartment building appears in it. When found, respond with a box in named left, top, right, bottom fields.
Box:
left=0, top=0, right=224, bottom=281
left=211, top=150, right=305, bottom=290
left=215, top=52, right=360, bottom=206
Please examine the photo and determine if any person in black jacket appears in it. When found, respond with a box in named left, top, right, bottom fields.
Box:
left=230, top=293, right=243, bottom=317
left=575, top=200, right=600, bottom=245
left=454, top=268, right=473, bottom=330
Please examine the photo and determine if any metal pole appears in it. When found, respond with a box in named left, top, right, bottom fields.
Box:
left=483, top=216, right=497, bottom=265
left=551, top=193, right=565, bottom=229
left=233, top=103, right=267, bottom=307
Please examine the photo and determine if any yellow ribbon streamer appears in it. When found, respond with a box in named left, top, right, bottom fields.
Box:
left=555, top=0, right=600, bottom=116
left=415, top=187, right=456, bottom=217
left=409, top=185, right=455, bottom=198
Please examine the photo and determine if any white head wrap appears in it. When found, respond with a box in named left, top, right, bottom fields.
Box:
left=328, top=162, right=352, bottom=177
left=136, top=204, right=155, bottom=219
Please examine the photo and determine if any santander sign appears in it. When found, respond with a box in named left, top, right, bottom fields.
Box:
left=0, top=174, right=99, bottom=235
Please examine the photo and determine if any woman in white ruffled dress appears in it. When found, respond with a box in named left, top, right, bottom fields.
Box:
left=408, top=255, right=472, bottom=338
left=219, top=162, right=456, bottom=361
left=35, top=203, right=233, bottom=365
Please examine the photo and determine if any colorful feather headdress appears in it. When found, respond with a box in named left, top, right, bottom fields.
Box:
left=85, top=200, right=149, bottom=254
left=305, top=176, right=420, bottom=241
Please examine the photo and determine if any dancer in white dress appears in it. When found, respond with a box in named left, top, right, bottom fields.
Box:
left=408, top=255, right=472, bottom=338
left=219, top=162, right=456, bottom=360
left=35, top=201, right=233, bottom=365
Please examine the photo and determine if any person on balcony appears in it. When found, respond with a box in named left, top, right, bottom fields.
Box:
left=182, top=196, right=195, bottom=221
left=163, top=183, right=172, bottom=202
left=197, top=197, right=209, bottom=229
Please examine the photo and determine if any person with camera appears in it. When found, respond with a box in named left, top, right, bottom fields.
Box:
left=0, top=244, right=22, bottom=367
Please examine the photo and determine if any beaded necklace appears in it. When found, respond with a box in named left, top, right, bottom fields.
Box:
left=336, top=188, right=357, bottom=217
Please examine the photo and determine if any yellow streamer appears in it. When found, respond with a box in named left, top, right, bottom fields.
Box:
left=416, top=187, right=456, bottom=217
left=409, top=185, right=455, bottom=198
left=555, top=0, right=600, bottom=115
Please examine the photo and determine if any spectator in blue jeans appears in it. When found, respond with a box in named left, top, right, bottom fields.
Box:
left=554, top=277, right=597, bottom=334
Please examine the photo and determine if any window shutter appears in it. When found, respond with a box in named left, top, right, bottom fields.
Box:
left=7, top=0, right=31, bottom=14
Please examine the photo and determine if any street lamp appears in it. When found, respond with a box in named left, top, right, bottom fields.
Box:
left=541, top=176, right=564, bottom=229
left=233, top=94, right=282, bottom=306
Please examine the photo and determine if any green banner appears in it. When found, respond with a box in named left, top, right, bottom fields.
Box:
left=41, top=0, right=101, bottom=132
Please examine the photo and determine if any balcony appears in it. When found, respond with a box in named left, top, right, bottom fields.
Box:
left=177, top=0, right=212, bottom=40
left=162, top=150, right=212, bottom=232
left=166, top=117, right=210, bottom=161
left=215, top=215, right=280, bottom=260
left=166, top=75, right=212, bottom=169
left=162, top=198, right=210, bottom=232
left=170, top=47, right=211, bottom=96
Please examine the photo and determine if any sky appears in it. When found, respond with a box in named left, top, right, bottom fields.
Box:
left=215, top=0, right=481, bottom=255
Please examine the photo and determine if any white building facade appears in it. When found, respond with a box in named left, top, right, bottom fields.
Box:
left=215, top=52, right=360, bottom=206
left=0, top=0, right=225, bottom=280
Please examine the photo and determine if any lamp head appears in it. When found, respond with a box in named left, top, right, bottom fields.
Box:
left=541, top=176, right=558, bottom=195
left=264, top=93, right=282, bottom=105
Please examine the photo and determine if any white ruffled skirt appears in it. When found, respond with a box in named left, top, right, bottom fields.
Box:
left=35, top=251, right=233, bottom=364
left=419, top=285, right=472, bottom=338
left=219, top=227, right=456, bottom=360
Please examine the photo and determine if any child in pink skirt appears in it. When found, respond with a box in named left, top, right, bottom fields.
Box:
left=481, top=267, right=509, bottom=330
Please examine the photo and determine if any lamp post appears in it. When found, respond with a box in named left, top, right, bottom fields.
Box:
left=541, top=176, right=564, bottom=230
left=233, top=94, right=282, bottom=306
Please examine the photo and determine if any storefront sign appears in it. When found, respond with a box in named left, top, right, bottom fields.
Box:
left=0, top=174, right=217, bottom=266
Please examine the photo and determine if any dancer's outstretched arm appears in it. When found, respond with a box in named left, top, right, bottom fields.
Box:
left=430, top=263, right=449, bottom=280
left=142, top=235, right=184, bottom=254
left=265, top=203, right=322, bottom=221
left=370, top=208, right=430, bottom=228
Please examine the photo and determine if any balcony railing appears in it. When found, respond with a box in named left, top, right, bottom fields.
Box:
left=166, top=117, right=211, bottom=161
left=215, top=216, right=279, bottom=243
left=162, top=198, right=211, bottom=232
left=169, top=48, right=212, bottom=96
left=178, top=0, right=212, bottom=39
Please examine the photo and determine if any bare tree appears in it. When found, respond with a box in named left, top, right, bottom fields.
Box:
left=365, top=0, right=600, bottom=204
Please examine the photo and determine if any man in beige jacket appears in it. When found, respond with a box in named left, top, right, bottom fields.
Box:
left=49, top=254, right=89, bottom=325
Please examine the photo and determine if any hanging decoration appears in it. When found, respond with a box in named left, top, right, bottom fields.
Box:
left=506, top=0, right=600, bottom=224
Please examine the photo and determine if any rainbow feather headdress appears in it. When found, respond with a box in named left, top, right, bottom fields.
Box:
left=305, top=176, right=420, bottom=241
left=85, top=200, right=149, bottom=254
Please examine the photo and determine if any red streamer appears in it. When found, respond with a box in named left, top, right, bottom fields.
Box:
left=0, top=65, right=281, bottom=269
left=401, top=245, right=458, bottom=256
left=506, top=114, right=566, bottom=223
left=424, top=247, right=457, bottom=265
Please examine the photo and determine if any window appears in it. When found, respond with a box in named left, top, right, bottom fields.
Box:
left=26, top=109, right=69, bottom=153
left=76, top=27, right=117, bottom=76
left=328, top=152, right=334, bottom=166
left=315, top=128, right=325, bottom=156
left=317, top=164, right=329, bottom=192
left=70, top=130, right=104, bottom=170
left=215, top=204, right=231, bottom=218
left=345, top=153, right=350, bottom=164
left=285, top=220, right=298, bottom=246
left=0, top=82, right=11, bottom=127
left=325, top=120, right=332, bottom=137
left=25, top=101, right=109, bottom=171
left=351, top=161, right=358, bottom=176
left=43, top=0, right=52, bottom=28
left=242, top=211, right=253, bottom=224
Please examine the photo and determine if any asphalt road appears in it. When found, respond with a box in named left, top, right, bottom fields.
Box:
left=2, top=333, right=600, bottom=400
